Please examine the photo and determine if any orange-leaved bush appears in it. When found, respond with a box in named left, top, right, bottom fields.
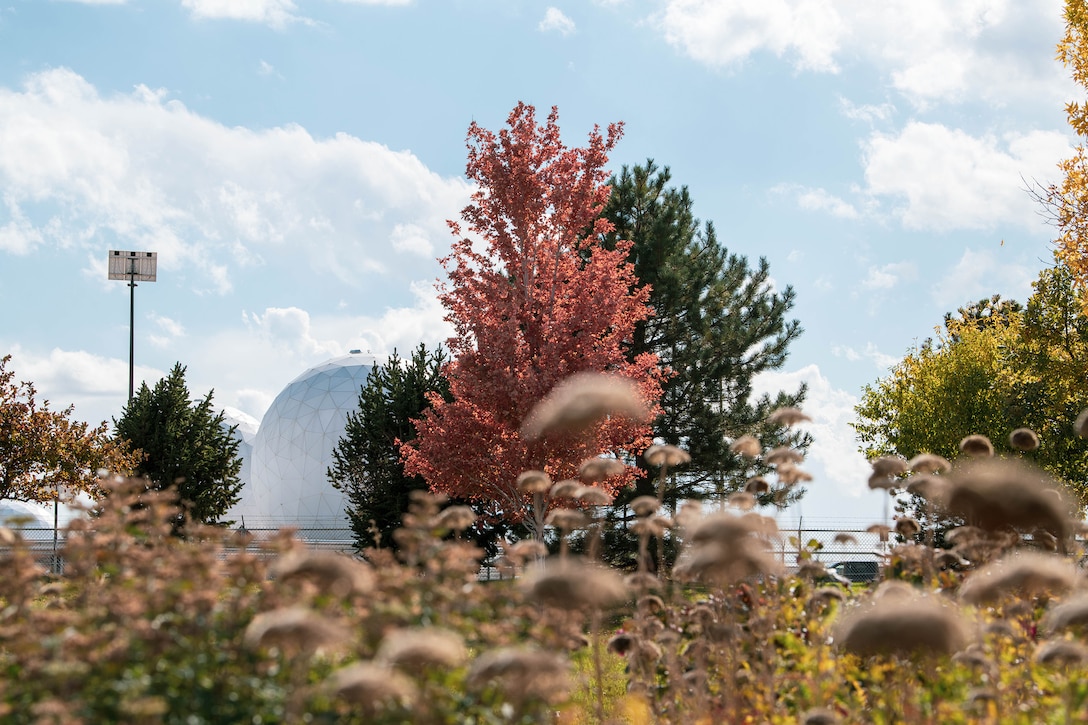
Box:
left=401, top=103, right=661, bottom=535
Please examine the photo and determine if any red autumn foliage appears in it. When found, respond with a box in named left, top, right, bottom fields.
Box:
left=401, top=103, right=661, bottom=529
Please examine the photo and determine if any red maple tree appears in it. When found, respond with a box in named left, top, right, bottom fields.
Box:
left=401, top=103, right=662, bottom=533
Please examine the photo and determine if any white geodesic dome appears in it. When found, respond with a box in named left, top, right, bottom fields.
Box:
left=229, top=352, right=374, bottom=535
left=219, top=406, right=260, bottom=493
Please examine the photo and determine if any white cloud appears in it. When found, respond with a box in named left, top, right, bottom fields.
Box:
left=838, top=96, right=895, bottom=124
left=181, top=0, right=302, bottom=28
left=58, top=0, right=127, bottom=4
left=752, top=364, right=872, bottom=506
left=183, top=283, right=451, bottom=420
left=862, top=122, right=1072, bottom=231
left=658, top=0, right=1070, bottom=107
left=147, top=313, right=186, bottom=349
left=930, top=247, right=1037, bottom=309
left=832, top=343, right=898, bottom=371
left=0, top=68, right=472, bottom=293
left=539, top=7, right=576, bottom=35
left=660, top=0, right=842, bottom=72
left=860, top=261, right=916, bottom=290
left=796, top=187, right=858, bottom=219
left=772, top=183, right=859, bottom=219
left=3, top=345, right=163, bottom=425
left=390, top=223, right=433, bottom=256
left=243, top=306, right=342, bottom=358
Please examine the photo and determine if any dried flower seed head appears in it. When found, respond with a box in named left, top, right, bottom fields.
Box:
left=966, top=688, right=997, bottom=706
left=958, top=551, right=1077, bottom=605
left=630, top=495, right=661, bottom=517
left=1034, top=639, right=1088, bottom=666
left=959, top=434, right=995, bottom=458
left=574, top=485, right=613, bottom=506
left=895, top=517, right=920, bottom=538
left=1076, top=408, right=1088, bottom=438
left=810, top=586, right=847, bottom=605
left=521, top=372, right=650, bottom=440
left=607, top=632, right=635, bottom=656
left=872, top=580, right=915, bottom=601
left=244, top=606, right=350, bottom=655
left=271, top=550, right=374, bottom=596
left=765, top=446, right=804, bottom=465
left=675, top=499, right=703, bottom=529
left=546, top=508, right=590, bottom=531
left=908, top=453, right=952, bottom=475
left=871, top=456, right=908, bottom=477
left=905, top=474, right=948, bottom=502
left=833, top=532, right=857, bottom=546
left=644, top=444, right=691, bottom=468
left=952, top=645, right=991, bottom=670
left=578, top=457, right=626, bottom=482
left=945, top=526, right=984, bottom=545
left=549, top=480, right=582, bottom=499
left=0, top=527, right=18, bottom=546
left=935, top=551, right=969, bottom=570
left=376, top=627, right=467, bottom=670
left=624, top=572, right=661, bottom=593
left=506, top=539, right=548, bottom=563
left=516, top=470, right=552, bottom=494
left=741, top=511, right=780, bottom=536
left=728, top=491, right=757, bottom=511
left=682, top=668, right=708, bottom=689
left=327, top=662, right=418, bottom=711
left=776, top=463, right=813, bottom=486
left=637, top=594, right=665, bottom=614
left=945, top=458, right=1072, bottom=542
left=797, top=560, right=833, bottom=580
left=801, top=708, right=841, bottom=725
left=674, top=512, right=782, bottom=584
left=522, top=559, right=628, bottom=610
left=729, top=434, right=761, bottom=458
left=1042, top=595, right=1088, bottom=635
left=1031, top=528, right=1059, bottom=551
left=866, top=523, right=891, bottom=541
left=1009, top=427, right=1040, bottom=452
left=745, top=476, right=770, bottom=494
left=767, top=406, right=811, bottom=427
left=834, top=594, right=969, bottom=658
left=633, top=516, right=672, bottom=538
left=431, top=505, right=476, bottom=532
left=630, top=638, right=663, bottom=667
left=867, top=473, right=898, bottom=491
left=466, top=647, right=571, bottom=704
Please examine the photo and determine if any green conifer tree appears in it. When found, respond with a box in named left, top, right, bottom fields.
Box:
left=598, top=161, right=807, bottom=567
left=114, top=363, right=242, bottom=529
left=329, top=344, right=452, bottom=551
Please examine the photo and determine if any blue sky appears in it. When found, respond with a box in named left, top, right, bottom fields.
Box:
left=0, top=0, right=1077, bottom=524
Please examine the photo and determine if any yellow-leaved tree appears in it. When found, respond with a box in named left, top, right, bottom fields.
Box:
left=0, top=355, right=137, bottom=503
left=1046, top=0, right=1088, bottom=291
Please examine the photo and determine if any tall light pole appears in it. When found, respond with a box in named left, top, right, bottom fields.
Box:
left=108, top=250, right=157, bottom=401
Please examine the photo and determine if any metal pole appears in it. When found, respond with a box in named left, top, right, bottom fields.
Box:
left=52, top=490, right=59, bottom=575
left=128, top=266, right=136, bottom=402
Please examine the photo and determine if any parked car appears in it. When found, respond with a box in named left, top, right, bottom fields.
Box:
left=828, top=560, right=879, bottom=583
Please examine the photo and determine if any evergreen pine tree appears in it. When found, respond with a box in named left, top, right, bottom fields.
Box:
left=599, top=161, right=807, bottom=566
left=114, top=363, right=242, bottom=529
left=329, top=344, right=452, bottom=551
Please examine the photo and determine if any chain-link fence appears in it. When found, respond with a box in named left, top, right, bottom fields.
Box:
left=7, top=522, right=895, bottom=579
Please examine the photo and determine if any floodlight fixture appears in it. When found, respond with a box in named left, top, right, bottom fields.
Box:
left=108, top=250, right=157, bottom=401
